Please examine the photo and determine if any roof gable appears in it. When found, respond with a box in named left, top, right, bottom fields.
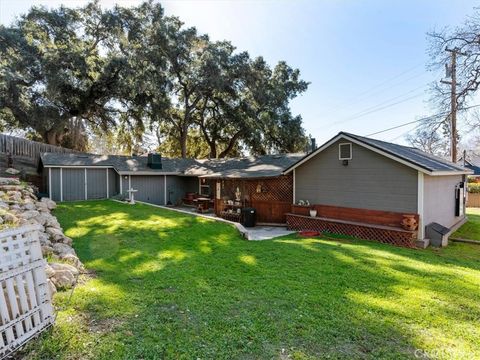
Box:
left=284, top=132, right=472, bottom=176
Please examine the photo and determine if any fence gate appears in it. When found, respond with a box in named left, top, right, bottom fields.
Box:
left=0, top=225, right=54, bottom=359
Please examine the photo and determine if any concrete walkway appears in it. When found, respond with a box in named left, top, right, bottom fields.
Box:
left=242, top=226, right=295, bottom=241
left=131, top=201, right=295, bottom=241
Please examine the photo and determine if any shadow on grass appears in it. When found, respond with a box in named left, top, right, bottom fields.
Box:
left=22, top=200, right=480, bottom=360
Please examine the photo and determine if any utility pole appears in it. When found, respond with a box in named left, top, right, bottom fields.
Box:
left=441, top=47, right=466, bottom=163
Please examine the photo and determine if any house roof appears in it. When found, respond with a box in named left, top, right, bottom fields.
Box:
left=458, top=153, right=480, bottom=175
left=39, top=152, right=304, bottom=178
left=193, top=154, right=305, bottom=178
left=284, top=132, right=473, bottom=176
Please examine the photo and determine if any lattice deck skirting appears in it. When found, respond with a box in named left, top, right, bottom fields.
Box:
left=286, top=214, right=417, bottom=248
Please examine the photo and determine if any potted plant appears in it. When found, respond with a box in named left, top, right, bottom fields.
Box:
left=401, top=214, right=418, bottom=231
left=309, top=206, right=317, bottom=217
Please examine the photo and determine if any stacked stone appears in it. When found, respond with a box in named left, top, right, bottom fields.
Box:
left=0, top=177, right=83, bottom=296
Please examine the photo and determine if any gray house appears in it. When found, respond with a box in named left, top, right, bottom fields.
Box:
left=39, top=132, right=472, bottom=246
left=38, top=152, right=302, bottom=206
left=283, top=132, right=472, bottom=244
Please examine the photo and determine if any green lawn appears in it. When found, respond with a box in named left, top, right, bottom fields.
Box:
left=23, top=200, right=480, bottom=359
left=452, top=207, right=480, bottom=241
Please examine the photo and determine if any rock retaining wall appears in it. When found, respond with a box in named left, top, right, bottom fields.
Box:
left=0, top=177, right=83, bottom=296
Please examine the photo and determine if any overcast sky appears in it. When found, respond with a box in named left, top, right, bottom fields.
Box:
left=0, top=0, right=478, bottom=145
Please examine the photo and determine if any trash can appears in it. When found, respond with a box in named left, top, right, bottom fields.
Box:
left=242, top=208, right=256, bottom=227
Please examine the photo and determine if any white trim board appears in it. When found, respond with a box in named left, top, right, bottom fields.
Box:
left=283, top=133, right=473, bottom=176
left=43, top=165, right=114, bottom=169
left=118, top=171, right=180, bottom=176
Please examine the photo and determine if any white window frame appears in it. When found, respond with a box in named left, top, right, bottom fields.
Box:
left=339, top=142, right=352, bottom=160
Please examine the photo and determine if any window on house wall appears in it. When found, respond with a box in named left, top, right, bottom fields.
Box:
left=339, top=143, right=352, bottom=160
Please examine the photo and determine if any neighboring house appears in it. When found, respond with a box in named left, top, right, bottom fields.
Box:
left=457, top=153, right=480, bottom=176
left=38, top=131, right=472, bottom=247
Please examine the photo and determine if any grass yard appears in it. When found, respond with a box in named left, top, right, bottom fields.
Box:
left=452, top=207, right=480, bottom=241
left=22, top=200, right=480, bottom=359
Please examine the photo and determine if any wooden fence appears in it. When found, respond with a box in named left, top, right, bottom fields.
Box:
left=0, top=225, right=54, bottom=359
left=467, top=193, right=480, bottom=208
left=0, top=133, right=80, bottom=166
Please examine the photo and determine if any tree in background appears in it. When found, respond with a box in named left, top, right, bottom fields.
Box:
left=0, top=1, right=309, bottom=158
left=0, top=3, right=125, bottom=149
left=411, top=9, right=480, bottom=154
left=406, top=128, right=449, bottom=157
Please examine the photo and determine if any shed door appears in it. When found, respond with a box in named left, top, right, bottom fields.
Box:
left=63, top=168, right=85, bottom=201
left=130, top=176, right=165, bottom=205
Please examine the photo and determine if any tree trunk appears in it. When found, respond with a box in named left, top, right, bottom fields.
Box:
left=209, top=143, right=217, bottom=158
left=180, top=125, right=188, bottom=158
left=44, top=130, right=59, bottom=146
left=218, top=131, right=242, bottom=158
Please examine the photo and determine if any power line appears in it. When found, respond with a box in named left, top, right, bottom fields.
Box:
left=319, top=63, right=425, bottom=115
left=365, top=112, right=449, bottom=137
left=365, top=103, right=480, bottom=138
left=326, top=91, right=425, bottom=128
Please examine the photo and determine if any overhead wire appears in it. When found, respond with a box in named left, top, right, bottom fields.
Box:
left=364, top=104, right=480, bottom=139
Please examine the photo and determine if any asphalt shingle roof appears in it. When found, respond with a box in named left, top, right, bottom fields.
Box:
left=342, top=132, right=469, bottom=173
left=39, top=153, right=304, bottom=178
left=41, top=131, right=470, bottom=178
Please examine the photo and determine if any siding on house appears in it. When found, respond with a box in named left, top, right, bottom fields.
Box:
left=166, top=176, right=198, bottom=205
left=423, top=174, right=464, bottom=229
left=62, top=168, right=85, bottom=201
left=86, top=169, right=107, bottom=199
left=50, top=168, right=61, bottom=201
left=130, top=175, right=166, bottom=205
left=108, top=168, right=117, bottom=197
left=295, top=139, right=419, bottom=213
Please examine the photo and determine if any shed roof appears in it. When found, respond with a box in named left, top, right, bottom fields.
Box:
left=284, top=132, right=473, bottom=175
left=39, top=152, right=304, bottom=178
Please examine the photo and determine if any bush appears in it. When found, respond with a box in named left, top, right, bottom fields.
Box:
left=468, top=183, right=480, bottom=193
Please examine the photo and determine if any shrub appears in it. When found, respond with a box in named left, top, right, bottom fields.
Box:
left=468, top=183, right=480, bottom=193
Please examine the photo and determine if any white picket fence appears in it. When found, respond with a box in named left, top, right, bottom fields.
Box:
left=0, top=225, right=54, bottom=359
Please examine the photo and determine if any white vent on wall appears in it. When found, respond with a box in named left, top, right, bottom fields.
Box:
left=339, top=143, right=352, bottom=160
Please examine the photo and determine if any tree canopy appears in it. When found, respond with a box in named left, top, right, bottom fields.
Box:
left=0, top=1, right=309, bottom=157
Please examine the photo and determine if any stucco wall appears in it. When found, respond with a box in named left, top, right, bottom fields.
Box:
left=423, top=174, right=465, bottom=229
left=295, top=140, right=419, bottom=213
